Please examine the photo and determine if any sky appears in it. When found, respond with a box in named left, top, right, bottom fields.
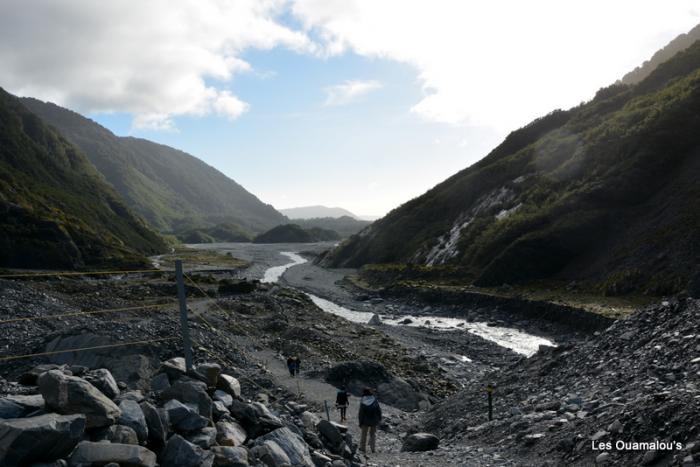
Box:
left=0, top=1, right=698, bottom=217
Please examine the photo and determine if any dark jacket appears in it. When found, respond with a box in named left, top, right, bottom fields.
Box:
left=336, top=390, right=349, bottom=406
left=358, top=396, right=382, bottom=427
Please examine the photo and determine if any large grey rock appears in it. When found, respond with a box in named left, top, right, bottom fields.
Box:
left=19, top=364, right=65, bottom=386
left=150, top=373, right=170, bottom=393
left=69, top=441, right=156, bottom=467
left=38, top=370, right=121, bottom=428
left=326, top=360, right=424, bottom=410
left=187, top=426, right=218, bottom=449
left=229, top=400, right=283, bottom=438
left=310, top=450, right=332, bottom=467
left=118, top=399, right=148, bottom=443
left=216, top=420, right=247, bottom=446
left=161, top=357, right=188, bottom=380
left=0, top=413, right=85, bottom=465
left=217, top=374, right=241, bottom=399
left=401, top=432, right=439, bottom=452
left=197, top=363, right=222, bottom=388
left=162, top=434, right=214, bottom=467
left=161, top=379, right=213, bottom=419
left=5, top=394, right=45, bottom=414
left=84, top=368, right=120, bottom=399
left=251, top=441, right=291, bottom=467
left=213, top=400, right=231, bottom=420
left=300, top=412, right=320, bottom=431
left=368, top=314, right=382, bottom=325
left=140, top=401, right=168, bottom=448
left=93, top=424, right=139, bottom=445
left=211, top=446, right=249, bottom=467
left=163, top=399, right=209, bottom=433
left=214, top=390, right=234, bottom=408
left=317, top=420, right=343, bottom=447
left=0, top=398, right=25, bottom=419
left=256, top=427, right=314, bottom=466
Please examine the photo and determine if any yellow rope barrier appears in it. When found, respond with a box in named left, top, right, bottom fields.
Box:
left=0, top=303, right=175, bottom=325
left=0, top=337, right=178, bottom=362
left=0, top=269, right=164, bottom=279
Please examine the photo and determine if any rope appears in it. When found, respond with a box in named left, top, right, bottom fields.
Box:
left=0, top=303, right=175, bottom=325
left=0, top=337, right=178, bottom=362
left=0, top=269, right=164, bottom=279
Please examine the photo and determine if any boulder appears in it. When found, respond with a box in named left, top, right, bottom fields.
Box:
left=150, top=373, right=170, bottom=393
left=326, top=361, right=424, bottom=411
left=229, top=400, right=283, bottom=438
left=251, top=441, right=291, bottom=467
left=214, top=390, right=234, bottom=408
left=0, top=413, right=85, bottom=465
left=162, top=434, right=214, bottom=467
left=211, top=446, right=249, bottom=467
left=317, top=420, right=343, bottom=447
left=217, top=374, right=241, bottom=399
left=5, top=394, right=45, bottom=414
left=0, top=398, right=26, bottom=419
left=187, top=426, right=218, bottom=449
left=300, top=411, right=320, bottom=430
left=93, top=424, right=140, bottom=445
left=38, top=369, right=121, bottom=428
left=69, top=441, right=156, bottom=467
left=161, top=379, right=213, bottom=419
left=140, top=401, right=168, bottom=448
left=216, top=420, right=247, bottom=446
left=368, top=314, right=382, bottom=325
left=197, top=363, right=222, bottom=388
left=118, top=399, right=149, bottom=443
left=84, top=368, right=120, bottom=399
left=161, top=357, right=188, bottom=380
left=401, top=432, right=439, bottom=452
left=213, top=400, right=231, bottom=420
left=19, top=364, right=64, bottom=386
left=256, top=427, right=314, bottom=467
left=310, top=450, right=333, bottom=467
left=163, top=399, right=209, bottom=433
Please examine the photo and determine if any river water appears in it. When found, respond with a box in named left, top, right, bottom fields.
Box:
left=263, top=251, right=555, bottom=357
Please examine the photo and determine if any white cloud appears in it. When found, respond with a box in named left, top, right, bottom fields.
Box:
left=323, top=79, right=382, bottom=106
left=0, top=0, right=314, bottom=129
left=292, top=0, right=699, bottom=131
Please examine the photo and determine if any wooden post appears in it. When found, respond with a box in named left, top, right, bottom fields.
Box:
left=486, top=384, right=494, bottom=421
left=175, top=260, right=193, bottom=373
left=324, top=400, right=331, bottom=421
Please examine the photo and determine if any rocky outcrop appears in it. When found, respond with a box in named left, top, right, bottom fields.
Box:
left=69, top=441, right=157, bottom=467
left=38, top=369, right=121, bottom=428
left=402, top=432, right=440, bottom=452
left=0, top=413, right=85, bottom=466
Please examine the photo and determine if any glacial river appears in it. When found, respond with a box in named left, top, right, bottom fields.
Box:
left=264, top=251, right=555, bottom=357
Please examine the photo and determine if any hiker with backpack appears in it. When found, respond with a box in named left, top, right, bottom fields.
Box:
left=358, top=388, right=382, bottom=453
left=336, top=386, right=350, bottom=422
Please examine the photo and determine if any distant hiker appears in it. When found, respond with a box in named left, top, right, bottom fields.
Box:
left=358, top=388, right=382, bottom=453
left=336, top=386, right=349, bottom=422
left=293, top=356, right=301, bottom=376
left=286, top=357, right=295, bottom=377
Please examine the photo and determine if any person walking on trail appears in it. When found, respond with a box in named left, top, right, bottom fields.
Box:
left=358, top=388, right=382, bottom=454
left=293, top=356, right=301, bottom=376
left=286, top=356, right=295, bottom=377
left=336, top=386, right=349, bottom=422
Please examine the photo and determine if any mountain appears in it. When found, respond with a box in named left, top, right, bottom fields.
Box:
left=179, top=222, right=251, bottom=244
left=279, top=205, right=359, bottom=219
left=0, top=88, right=167, bottom=269
left=326, top=40, right=700, bottom=296
left=253, top=224, right=340, bottom=244
left=621, top=22, right=700, bottom=85
left=20, top=98, right=286, bottom=235
left=286, top=216, right=371, bottom=238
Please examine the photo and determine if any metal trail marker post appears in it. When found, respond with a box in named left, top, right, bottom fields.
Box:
left=486, top=384, right=494, bottom=421
left=324, top=400, right=331, bottom=421
left=175, top=260, right=193, bottom=373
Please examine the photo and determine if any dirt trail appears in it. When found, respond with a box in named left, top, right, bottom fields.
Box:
left=253, top=349, right=509, bottom=467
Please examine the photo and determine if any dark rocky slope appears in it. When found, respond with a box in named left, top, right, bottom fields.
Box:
left=21, top=98, right=286, bottom=235
left=326, top=40, right=700, bottom=296
left=253, top=224, right=340, bottom=244
left=0, top=88, right=166, bottom=269
left=424, top=298, right=700, bottom=466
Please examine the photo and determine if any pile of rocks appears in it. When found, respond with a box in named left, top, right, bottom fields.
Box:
left=0, top=357, right=361, bottom=467
left=425, top=298, right=700, bottom=466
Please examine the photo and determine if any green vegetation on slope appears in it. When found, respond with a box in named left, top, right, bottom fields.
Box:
left=327, top=41, right=700, bottom=296
left=0, top=88, right=167, bottom=269
left=253, top=224, right=340, bottom=244
left=20, top=99, right=286, bottom=234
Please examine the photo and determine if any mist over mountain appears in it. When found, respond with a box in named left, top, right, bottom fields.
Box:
left=21, top=98, right=286, bottom=236
left=279, top=205, right=359, bottom=220
left=326, top=40, right=700, bottom=296
left=0, top=88, right=166, bottom=269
